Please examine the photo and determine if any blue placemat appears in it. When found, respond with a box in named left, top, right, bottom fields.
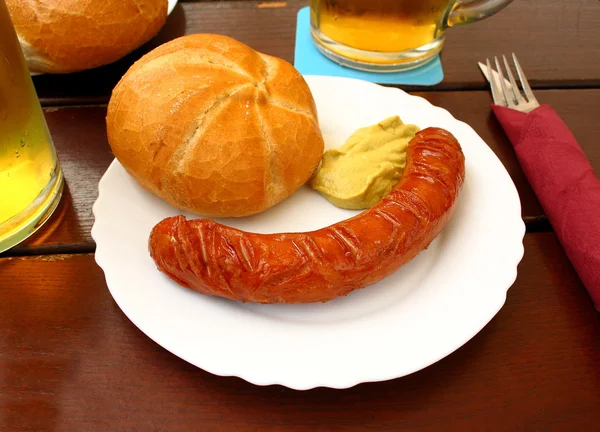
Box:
left=294, top=7, right=443, bottom=85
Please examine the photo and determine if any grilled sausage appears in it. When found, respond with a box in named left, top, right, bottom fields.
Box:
left=149, top=127, right=465, bottom=303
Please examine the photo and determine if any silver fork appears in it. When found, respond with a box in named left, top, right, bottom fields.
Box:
left=484, top=53, right=540, bottom=113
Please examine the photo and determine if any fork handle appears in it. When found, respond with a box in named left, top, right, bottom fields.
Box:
left=447, top=0, right=514, bottom=27
left=493, top=104, right=600, bottom=310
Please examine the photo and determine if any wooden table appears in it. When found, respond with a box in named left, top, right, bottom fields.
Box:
left=2, top=1, right=599, bottom=430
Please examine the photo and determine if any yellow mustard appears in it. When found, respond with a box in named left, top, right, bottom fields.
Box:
left=311, top=116, right=419, bottom=210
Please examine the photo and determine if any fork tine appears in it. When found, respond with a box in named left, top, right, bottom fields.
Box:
left=486, top=58, right=503, bottom=106
left=495, top=56, right=515, bottom=107
left=512, top=53, right=537, bottom=103
left=502, top=54, right=525, bottom=104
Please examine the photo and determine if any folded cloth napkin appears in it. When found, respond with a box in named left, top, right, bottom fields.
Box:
left=492, top=104, right=600, bottom=310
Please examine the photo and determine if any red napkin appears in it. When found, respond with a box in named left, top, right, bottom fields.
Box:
left=492, top=104, right=600, bottom=310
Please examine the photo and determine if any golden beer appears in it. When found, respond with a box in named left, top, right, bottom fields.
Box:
left=0, top=0, right=63, bottom=253
left=310, top=0, right=514, bottom=71
left=313, top=0, right=452, bottom=53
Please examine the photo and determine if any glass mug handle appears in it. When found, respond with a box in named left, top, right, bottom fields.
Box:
left=446, top=0, right=514, bottom=27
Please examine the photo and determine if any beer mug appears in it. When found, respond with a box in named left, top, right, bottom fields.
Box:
left=311, top=0, right=514, bottom=71
left=0, top=0, right=63, bottom=253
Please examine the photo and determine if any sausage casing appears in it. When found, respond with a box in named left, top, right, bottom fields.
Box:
left=149, top=127, right=465, bottom=303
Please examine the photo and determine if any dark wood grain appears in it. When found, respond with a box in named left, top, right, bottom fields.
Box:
left=4, top=89, right=598, bottom=255
left=1, top=233, right=598, bottom=431
left=33, top=0, right=600, bottom=105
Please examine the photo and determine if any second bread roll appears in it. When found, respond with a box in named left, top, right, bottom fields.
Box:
left=7, top=0, right=168, bottom=74
left=107, top=34, right=324, bottom=217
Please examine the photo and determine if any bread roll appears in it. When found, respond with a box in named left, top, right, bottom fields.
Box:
left=6, top=0, right=167, bottom=74
left=106, top=34, right=324, bottom=218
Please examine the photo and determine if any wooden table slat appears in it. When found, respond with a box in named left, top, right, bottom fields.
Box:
left=33, top=0, right=600, bottom=106
left=1, top=233, right=599, bottom=430
left=3, top=89, right=598, bottom=255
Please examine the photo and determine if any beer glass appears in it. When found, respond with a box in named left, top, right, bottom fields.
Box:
left=311, top=0, right=514, bottom=71
left=0, top=0, right=63, bottom=253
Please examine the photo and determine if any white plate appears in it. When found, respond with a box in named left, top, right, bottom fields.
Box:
left=30, top=0, right=178, bottom=76
left=167, top=0, right=177, bottom=15
left=92, top=75, right=525, bottom=390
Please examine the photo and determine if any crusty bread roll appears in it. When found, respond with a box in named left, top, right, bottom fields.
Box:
left=6, top=0, right=168, bottom=74
left=106, top=34, right=324, bottom=218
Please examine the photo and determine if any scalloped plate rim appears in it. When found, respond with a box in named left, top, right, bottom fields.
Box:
left=92, top=75, right=525, bottom=390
